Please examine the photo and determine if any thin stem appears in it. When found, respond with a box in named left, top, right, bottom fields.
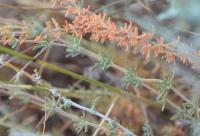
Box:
left=0, top=89, right=107, bottom=132
left=0, top=106, right=26, bottom=123
left=0, top=45, right=152, bottom=103
left=93, top=95, right=119, bottom=136
left=134, top=87, right=148, bottom=120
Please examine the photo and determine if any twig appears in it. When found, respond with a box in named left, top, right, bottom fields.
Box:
left=93, top=95, right=119, bottom=136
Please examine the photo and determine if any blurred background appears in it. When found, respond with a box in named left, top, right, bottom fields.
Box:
left=0, top=0, right=200, bottom=136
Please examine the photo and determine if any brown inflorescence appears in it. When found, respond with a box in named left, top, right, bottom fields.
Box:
left=62, top=0, right=180, bottom=64
left=0, top=0, right=193, bottom=66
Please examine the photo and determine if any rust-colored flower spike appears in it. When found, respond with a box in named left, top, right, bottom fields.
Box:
left=165, top=51, right=176, bottom=63
left=45, top=21, right=52, bottom=32
left=152, top=38, right=167, bottom=57
left=0, top=27, right=13, bottom=45
left=179, top=54, right=189, bottom=65
left=61, top=0, right=180, bottom=64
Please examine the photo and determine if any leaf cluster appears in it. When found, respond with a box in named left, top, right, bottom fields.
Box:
left=122, top=68, right=141, bottom=89
left=156, top=79, right=171, bottom=111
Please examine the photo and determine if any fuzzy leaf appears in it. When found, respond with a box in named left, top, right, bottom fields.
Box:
left=92, top=53, right=111, bottom=70
left=30, top=21, right=43, bottom=37
left=66, top=38, right=81, bottom=57
left=172, top=97, right=198, bottom=120
left=143, top=121, right=154, bottom=136
left=156, top=79, right=171, bottom=111
left=122, top=68, right=141, bottom=89
left=33, top=39, right=49, bottom=51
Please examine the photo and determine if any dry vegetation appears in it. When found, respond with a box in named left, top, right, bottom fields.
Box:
left=0, top=0, right=200, bottom=136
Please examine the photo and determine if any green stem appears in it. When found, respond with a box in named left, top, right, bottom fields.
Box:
left=0, top=45, right=127, bottom=95
left=0, top=45, right=159, bottom=107
left=0, top=45, right=121, bottom=91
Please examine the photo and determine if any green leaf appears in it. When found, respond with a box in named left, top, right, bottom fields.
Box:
left=62, top=98, right=72, bottom=109
left=33, top=39, right=49, bottom=51
left=73, top=114, right=88, bottom=133
left=92, top=53, right=112, bottom=70
left=30, top=21, right=43, bottom=37
left=143, top=121, right=154, bottom=136
left=9, top=85, right=24, bottom=100
left=156, top=79, right=171, bottom=111
left=43, top=97, right=61, bottom=113
left=10, top=38, right=18, bottom=49
left=91, top=97, right=99, bottom=111
left=122, top=68, right=141, bottom=89
left=66, top=38, right=81, bottom=57
left=65, top=45, right=81, bottom=57
left=172, top=97, right=198, bottom=120
left=106, top=120, right=118, bottom=136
